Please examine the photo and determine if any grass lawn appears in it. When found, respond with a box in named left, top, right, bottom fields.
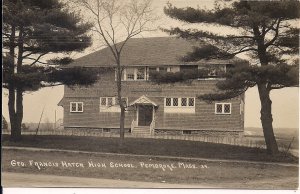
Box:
left=2, top=134, right=298, bottom=163
left=2, top=149, right=298, bottom=189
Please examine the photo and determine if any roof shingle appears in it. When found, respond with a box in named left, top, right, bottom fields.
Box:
left=68, top=37, right=239, bottom=67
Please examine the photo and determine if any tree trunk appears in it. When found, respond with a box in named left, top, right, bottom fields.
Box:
left=119, top=107, right=125, bottom=147
left=9, top=25, right=25, bottom=142
left=8, top=87, right=23, bottom=142
left=116, top=58, right=125, bottom=148
left=257, top=83, right=279, bottom=155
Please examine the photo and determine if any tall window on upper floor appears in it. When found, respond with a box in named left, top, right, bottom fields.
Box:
left=137, top=67, right=145, bottom=80
left=197, top=64, right=227, bottom=79
left=126, top=68, right=135, bottom=80
left=120, top=67, right=146, bottom=81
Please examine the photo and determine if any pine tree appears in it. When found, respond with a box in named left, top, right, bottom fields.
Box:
left=160, top=0, right=299, bottom=155
left=3, top=0, right=98, bottom=141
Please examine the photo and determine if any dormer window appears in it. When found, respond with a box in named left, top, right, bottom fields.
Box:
left=119, top=67, right=146, bottom=81
left=137, top=68, right=145, bottom=80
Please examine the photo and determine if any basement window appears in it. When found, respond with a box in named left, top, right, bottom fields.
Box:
left=103, top=128, right=111, bottom=133
left=183, top=130, right=192, bottom=135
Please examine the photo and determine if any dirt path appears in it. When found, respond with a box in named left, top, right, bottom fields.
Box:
left=3, top=148, right=298, bottom=189
left=2, top=172, right=298, bottom=189
left=2, top=172, right=206, bottom=188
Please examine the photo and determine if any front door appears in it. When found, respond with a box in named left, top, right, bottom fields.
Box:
left=138, top=105, right=153, bottom=126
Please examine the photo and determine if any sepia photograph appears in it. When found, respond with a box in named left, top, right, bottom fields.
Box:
left=2, top=0, right=299, bottom=192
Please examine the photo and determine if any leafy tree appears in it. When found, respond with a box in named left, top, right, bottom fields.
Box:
left=73, top=0, right=156, bottom=147
left=160, top=0, right=299, bottom=155
left=3, top=0, right=98, bottom=141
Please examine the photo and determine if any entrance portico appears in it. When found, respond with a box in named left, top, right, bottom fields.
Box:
left=129, top=95, right=158, bottom=134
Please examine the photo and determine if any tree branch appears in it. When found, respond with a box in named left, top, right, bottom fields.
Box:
left=265, top=19, right=282, bottom=48
left=27, top=53, right=48, bottom=66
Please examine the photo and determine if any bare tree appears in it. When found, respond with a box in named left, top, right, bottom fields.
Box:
left=73, top=0, right=156, bottom=147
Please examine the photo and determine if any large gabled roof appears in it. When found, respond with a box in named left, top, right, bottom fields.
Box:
left=68, top=37, right=240, bottom=67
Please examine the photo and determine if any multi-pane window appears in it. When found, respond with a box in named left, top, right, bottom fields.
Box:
left=188, top=98, right=194, bottom=106
left=215, top=103, right=231, bottom=114
left=70, top=102, right=84, bottom=112
left=216, top=104, right=223, bottom=113
left=137, top=68, right=145, bottom=80
left=101, top=98, right=106, bottom=106
left=224, top=104, right=231, bottom=113
left=173, top=98, right=178, bottom=106
left=115, top=97, right=128, bottom=107
left=122, top=67, right=146, bottom=81
left=166, top=98, right=171, bottom=106
left=126, top=68, right=135, bottom=80
left=181, top=98, right=187, bottom=106
left=107, top=97, right=113, bottom=106
left=165, top=97, right=195, bottom=107
left=149, top=67, right=157, bottom=73
left=119, top=66, right=181, bottom=81
left=159, top=67, right=168, bottom=72
left=100, top=97, right=128, bottom=107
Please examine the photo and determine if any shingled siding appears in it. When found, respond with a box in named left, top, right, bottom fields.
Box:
left=61, top=69, right=244, bottom=132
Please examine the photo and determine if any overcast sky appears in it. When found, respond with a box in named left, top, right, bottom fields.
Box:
left=2, top=0, right=299, bottom=129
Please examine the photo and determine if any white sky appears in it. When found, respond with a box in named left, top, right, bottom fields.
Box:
left=2, top=0, right=299, bottom=128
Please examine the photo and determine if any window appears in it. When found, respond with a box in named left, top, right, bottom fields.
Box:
left=126, top=68, right=135, bottom=80
left=115, top=97, right=128, bottom=107
left=216, top=104, right=223, bottom=113
left=183, top=130, right=192, bottom=135
left=181, top=98, right=187, bottom=106
left=159, top=67, right=168, bottom=72
left=100, top=97, right=128, bottom=107
left=215, top=103, right=231, bottom=114
left=107, top=97, right=113, bottom=106
left=101, top=98, right=106, bottom=106
left=224, top=104, right=231, bottom=113
left=164, top=97, right=195, bottom=107
left=121, top=98, right=128, bottom=107
left=122, top=67, right=146, bottom=81
left=137, top=67, right=145, bottom=80
left=103, top=128, right=111, bottom=133
left=70, top=102, right=83, bottom=113
left=173, top=98, right=178, bottom=106
left=100, top=97, right=115, bottom=107
left=149, top=67, right=157, bottom=73
left=188, top=98, right=194, bottom=106
left=166, top=98, right=171, bottom=106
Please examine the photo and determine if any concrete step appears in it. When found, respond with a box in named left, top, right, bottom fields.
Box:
left=132, top=129, right=150, bottom=135
left=134, top=126, right=150, bottom=129
left=133, top=129, right=150, bottom=131
left=132, top=131, right=150, bottom=133
left=132, top=126, right=151, bottom=135
left=133, top=128, right=150, bottom=130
